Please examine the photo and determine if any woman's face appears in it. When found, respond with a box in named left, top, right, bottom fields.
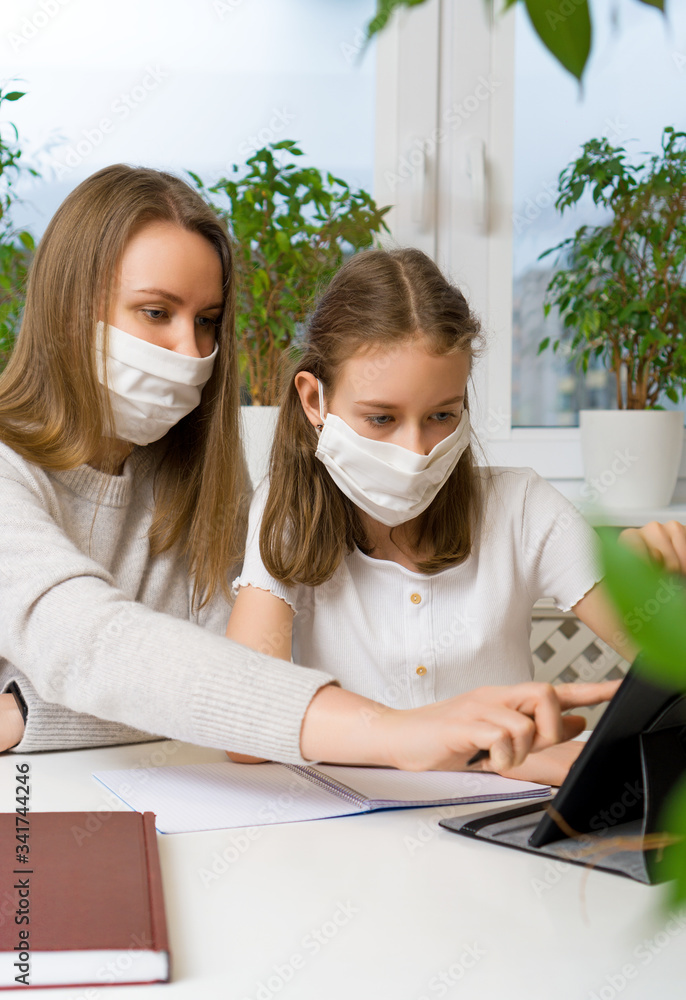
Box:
left=107, top=221, right=223, bottom=358
left=297, top=339, right=470, bottom=455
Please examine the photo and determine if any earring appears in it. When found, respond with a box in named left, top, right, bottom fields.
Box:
left=316, top=424, right=324, bottom=432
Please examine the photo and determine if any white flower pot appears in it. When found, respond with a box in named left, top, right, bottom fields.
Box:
left=579, top=409, right=684, bottom=510
left=240, top=405, right=279, bottom=488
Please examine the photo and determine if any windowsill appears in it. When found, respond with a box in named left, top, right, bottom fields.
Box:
left=548, top=478, right=686, bottom=528
left=481, top=428, right=686, bottom=481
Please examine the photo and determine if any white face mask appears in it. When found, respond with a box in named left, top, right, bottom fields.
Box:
left=95, top=322, right=218, bottom=446
left=314, top=379, right=471, bottom=526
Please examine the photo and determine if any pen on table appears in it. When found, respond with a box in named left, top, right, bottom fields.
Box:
left=467, top=748, right=490, bottom=766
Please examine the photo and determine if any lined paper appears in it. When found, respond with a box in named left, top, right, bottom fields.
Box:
left=316, top=766, right=547, bottom=806
left=93, top=761, right=549, bottom=834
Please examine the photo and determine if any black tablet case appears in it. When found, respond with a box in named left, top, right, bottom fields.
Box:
left=440, top=662, right=686, bottom=884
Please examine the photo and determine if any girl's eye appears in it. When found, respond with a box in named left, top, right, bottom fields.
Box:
left=142, top=308, right=167, bottom=321
left=364, top=415, right=394, bottom=427
left=197, top=315, right=220, bottom=329
left=432, top=411, right=457, bottom=423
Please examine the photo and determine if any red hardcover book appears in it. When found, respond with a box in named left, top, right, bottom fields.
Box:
left=0, top=811, right=170, bottom=989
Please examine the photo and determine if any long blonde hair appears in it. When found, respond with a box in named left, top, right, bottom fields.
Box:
left=0, top=164, right=249, bottom=607
left=260, top=247, right=484, bottom=585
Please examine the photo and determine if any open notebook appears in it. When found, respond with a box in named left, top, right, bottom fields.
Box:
left=92, top=761, right=551, bottom=834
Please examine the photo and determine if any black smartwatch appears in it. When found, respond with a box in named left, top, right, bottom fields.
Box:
left=5, top=681, right=28, bottom=724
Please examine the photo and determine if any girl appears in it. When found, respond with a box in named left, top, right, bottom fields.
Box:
left=226, top=247, right=686, bottom=783
left=0, top=166, right=618, bottom=773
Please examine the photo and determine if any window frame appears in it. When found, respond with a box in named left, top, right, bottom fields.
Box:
left=373, top=0, right=686, bottom=487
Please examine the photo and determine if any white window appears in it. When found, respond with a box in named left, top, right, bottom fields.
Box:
left=374, top=0, right=686, bottom=483
left=4, top=0, right=377, bottom=238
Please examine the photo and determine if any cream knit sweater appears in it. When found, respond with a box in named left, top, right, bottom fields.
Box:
left=0, top=441, right=333, bottom=761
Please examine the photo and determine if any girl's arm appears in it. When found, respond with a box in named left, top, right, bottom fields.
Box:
left=0, top=693, right=25, bottom=752
left=224, top=585, right=295, bottom=762
left=226, top=585, right=294, bottom=661
left=502, top=521, right=686, bottom=785
left=571, top=520, right=686, bottom=660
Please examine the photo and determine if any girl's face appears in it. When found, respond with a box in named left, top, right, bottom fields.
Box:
left=297, top=339, right=471, bottom=455
left=107, top=221, right=223, bottom=359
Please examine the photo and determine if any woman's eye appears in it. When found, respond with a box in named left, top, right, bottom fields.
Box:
left=365, top=415, right=393, bottom=427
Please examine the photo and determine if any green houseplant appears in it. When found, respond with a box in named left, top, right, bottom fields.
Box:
left=537, top=127, right=686, bottom=509
left=190, top=140, right=389, bottom=485
left=190, top=141, right=389, bottom=408
left=0, top=88, right=37, bottom=372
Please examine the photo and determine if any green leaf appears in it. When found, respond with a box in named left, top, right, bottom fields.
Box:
left=523, top=0, right=591, bottom=82
left=366, top=0, right=427, bottom=39
left=4, top=92, right=25, bottom=102
left=636, top=0, right=664, bottom=10
left=658, top=776, right=686, bottom=905
left=598, top=529, right=686, bottom=688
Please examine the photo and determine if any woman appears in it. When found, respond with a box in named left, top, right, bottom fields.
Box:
left=0, top=165, right=658, bottom=775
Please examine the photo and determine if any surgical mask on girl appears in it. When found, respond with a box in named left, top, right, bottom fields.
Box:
left=95, top=322, right=218, bottom=446
left=313, top=378, right=471, bottom=527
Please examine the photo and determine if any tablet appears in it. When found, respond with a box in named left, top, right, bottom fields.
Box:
left=528, top=657, right=686, bottom=848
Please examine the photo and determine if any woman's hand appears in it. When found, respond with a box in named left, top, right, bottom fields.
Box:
left=619, top=521, right=686, bottom=575
left=378, top=681, right=618, bottom=773
left=0, top=693, right=25, bottom=752
left=300, top=679, right=619, bottom=773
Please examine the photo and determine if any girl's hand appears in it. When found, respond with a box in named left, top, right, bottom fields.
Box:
left=0, top=693, right=25, bottom=752
left=619, top=521, right=686, bottom=575
left=300, top=679, right=620, bottom=773
left=489, top=738, right=585, bottom=787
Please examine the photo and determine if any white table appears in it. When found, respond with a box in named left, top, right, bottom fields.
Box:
left=1, top=740, right=685, bottom=1000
